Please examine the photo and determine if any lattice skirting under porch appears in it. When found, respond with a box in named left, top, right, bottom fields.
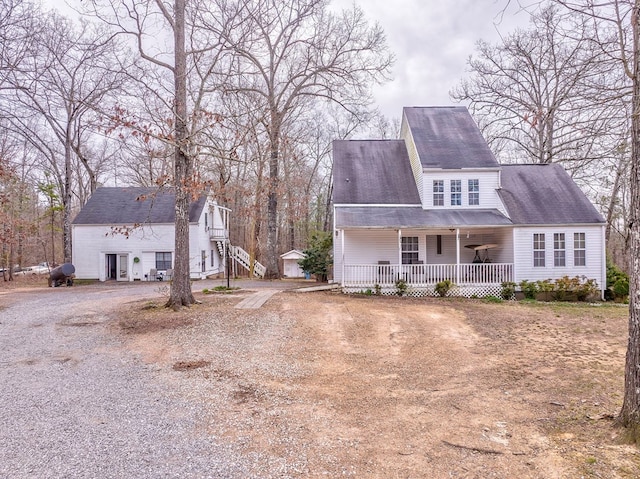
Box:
left=342, top=284, right=506, bottom=298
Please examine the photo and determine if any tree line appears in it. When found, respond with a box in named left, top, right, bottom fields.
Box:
left=0, top=0, right=393, bottom=298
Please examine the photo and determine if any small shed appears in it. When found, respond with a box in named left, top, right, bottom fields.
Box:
left=280, top=250, right=306, bottom=278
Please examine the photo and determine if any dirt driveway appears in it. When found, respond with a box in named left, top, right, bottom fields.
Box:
left=116, top=286, right=639, bottom=478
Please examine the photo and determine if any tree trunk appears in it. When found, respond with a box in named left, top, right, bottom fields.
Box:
left=63, top=133, right=73, bottom=263
left=265, top=118, right=281, bottom=279
left=166, top=0, right=195, bottom=309
left=618, top=0, right=640, bottom=442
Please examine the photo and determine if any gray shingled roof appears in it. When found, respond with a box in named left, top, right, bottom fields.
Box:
left=498, top=164, right=605, bottom=225
left=335, top=206, right=512, bottom=228
left=72, top=187, right=208, bottom=225
left=332, top=140, right=421, bottom=205
left=404, top=107, right=500, bottom=169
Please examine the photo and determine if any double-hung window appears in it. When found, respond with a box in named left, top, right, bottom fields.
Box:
left=401, top=236, right=419, bottom=264
left=450, top=180, right=461, bottom=206
left=574, top=233, right=586, bottom=266
left=468, top=179, right=479, bottom=206
left=554, top=233, right=566, bottom=267
left=433, top=180, right=444, bottom=206
left=155, top=252, right=172, bottom=270
left=533, top=234, right=545, bottom=267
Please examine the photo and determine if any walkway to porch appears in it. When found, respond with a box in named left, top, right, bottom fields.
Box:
left=342, top=263, right=514, bottom=297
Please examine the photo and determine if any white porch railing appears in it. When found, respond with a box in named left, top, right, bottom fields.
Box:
left=343, top=263, right=514, bottom=289
left=208, top=227, right=228, bottom=241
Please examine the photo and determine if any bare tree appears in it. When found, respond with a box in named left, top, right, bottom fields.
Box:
left=84, top=0, right=234, bottom=308
left=451, top=5, right=624, bottom=170
left=545, top=0, right=640, bottom=441
left=200, top=0, right=393, bottom=277
left=1, top=11, right=127, bottom=262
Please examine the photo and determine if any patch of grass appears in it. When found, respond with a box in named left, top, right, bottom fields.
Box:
left=483, top=295, right=503, bottom=304
left=203, top=285, right=241, bottom=294
left=69, top=279, right=97, bottom=286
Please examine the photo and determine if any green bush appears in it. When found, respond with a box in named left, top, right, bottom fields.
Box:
left=519, top=280, right=538, bottom=300
left=576, top=278, right=598, bottom=302
left=435, top=279, right=454, bottom=297
left=298, top=231, right=333, bottom=282
left=536, top=279, right=555, bottom=293
left=606, top=261, right=629, bottom=301
left=501, top=281, right=516, bottom=300
left=552, top=275, right=578, bottom=301
left=395, top=278, right=408, bottom=296
left=613, top=278, right=629, bottom=299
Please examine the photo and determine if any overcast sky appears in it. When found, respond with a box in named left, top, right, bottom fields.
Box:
left=46, top=0, right=532, bottom=119
left=331, top=0, right=532, bottom=118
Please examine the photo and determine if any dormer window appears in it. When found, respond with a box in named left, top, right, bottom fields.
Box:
left=468, top=179, right=479, bottom=205
left=450, top=180, right=461, bottom=206
left=433, top=180, right=444, bottom=206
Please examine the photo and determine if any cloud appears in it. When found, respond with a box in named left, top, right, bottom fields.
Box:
left=339, top=0, right=531, bottom=117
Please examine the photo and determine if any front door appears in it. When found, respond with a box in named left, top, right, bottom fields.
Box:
left=106, top=254, right=117, bottom=280
left=117, top=254, right=129, bottom=281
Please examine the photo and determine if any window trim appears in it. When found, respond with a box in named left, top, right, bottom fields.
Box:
left=554, top=233, right=566, bottom=267
left=433, top=180, right=444, bottom=206
left=574, top=232, right=586, bottom=266
left=533, top=233, right=545, bottom=267
left=155, top=251, right=172, bottom=270
left=468, top=179, right=479, bottom=206
left=450, top=180, right=461, bottom=206
left=401, top=236, right=419, bottom=265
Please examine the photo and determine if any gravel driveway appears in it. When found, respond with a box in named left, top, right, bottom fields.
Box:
left=0, top=282, right=269, bottom=479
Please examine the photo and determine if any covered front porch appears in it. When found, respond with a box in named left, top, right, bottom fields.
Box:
left=336, top=227, right=514, bottom=297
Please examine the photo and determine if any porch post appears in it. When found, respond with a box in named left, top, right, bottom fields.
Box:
left=340, top=229, right=345, bottom=287
left=398, top=229, right=402, bottom=276
left=456, top=228, right=460, bottom=284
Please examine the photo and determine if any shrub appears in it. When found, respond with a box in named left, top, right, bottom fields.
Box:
left=501, top=281, right=516, bottom=300
left=374, top=283, right=382, bottom=296
left=298, top=231, right=333, bottom=282
left=575, top=278, right=599, bottom=302
left=606, top=261, right=629, bottom=301
left=435, top=279, right=454, bottom=297
left=395, top=278, right=408, bottom=296
left=536, top=279, right=554, bottom=292
left=553, top=275, right=579, bottom=301
left=613, top=277, right=629, bottom=299
left=519, top=280, right=538, bottom=300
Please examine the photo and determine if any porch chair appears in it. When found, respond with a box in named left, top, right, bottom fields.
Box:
left=148, top=268, right=157, bottom=281
left=165, top=268, right=173, bottom=281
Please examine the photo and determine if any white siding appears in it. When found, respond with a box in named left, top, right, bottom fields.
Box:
left=423, top=171, right=502, bottom=209
left=72, top=224, right=175, bottom=281
left=424, top=230, right=512, bottom=264
left=513, top=226, right=605, bottom=288
left=400, top=114, right=424, bottom=204
left=334, top=229, right=399, bottom=282
left=72, top=198, right=227, bottom=281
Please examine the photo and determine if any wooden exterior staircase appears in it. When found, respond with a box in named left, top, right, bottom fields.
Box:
left=210, top=225, right=266, bottom=279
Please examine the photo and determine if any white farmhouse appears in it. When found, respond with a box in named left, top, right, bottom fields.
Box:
left=72, top=187, right=263, bottom=282
left=333, top=107, right=606, bottom=297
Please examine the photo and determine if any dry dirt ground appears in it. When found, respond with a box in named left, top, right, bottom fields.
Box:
left=3, top=274, right=637, bottom=477
left=110, top=284, right=639, bottom=479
